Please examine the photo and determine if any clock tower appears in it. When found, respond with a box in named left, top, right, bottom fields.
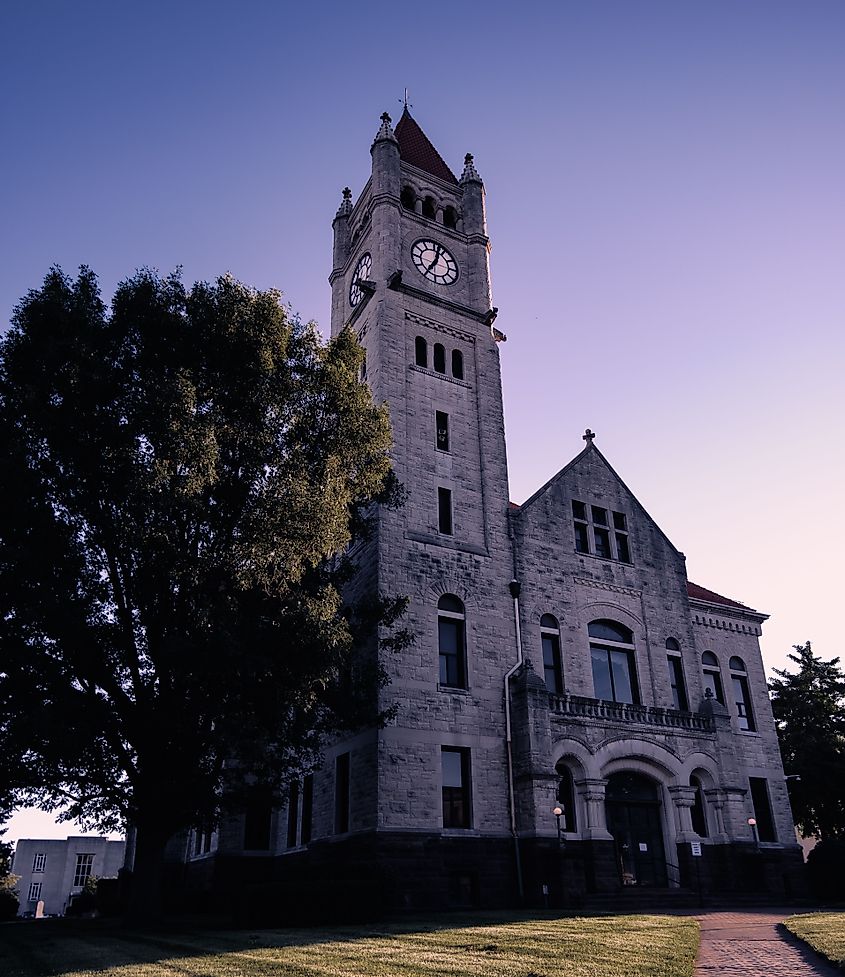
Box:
left=325, top=109, right=520, bottom=906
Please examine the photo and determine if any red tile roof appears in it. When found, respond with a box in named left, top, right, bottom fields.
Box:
left=395, top=109, right=458, bottom=185
left=687, top=581, right=748, bottom=609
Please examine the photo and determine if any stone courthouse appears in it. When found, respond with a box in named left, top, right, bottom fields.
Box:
left=189, top=110, right=802, bottom=908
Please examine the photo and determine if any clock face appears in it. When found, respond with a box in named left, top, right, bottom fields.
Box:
left=349, top=252, right=372, bottom=307
left=411, top=239, right=458, bottom=286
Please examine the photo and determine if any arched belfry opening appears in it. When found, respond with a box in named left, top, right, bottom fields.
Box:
left=605, top=772, right=668, bottom=887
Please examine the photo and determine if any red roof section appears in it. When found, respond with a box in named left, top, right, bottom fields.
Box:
left=394, top=109, right=458, bottom=185
left=509, top=501, right=521, bottom=510
left=687, top=581, right=748, bottom=610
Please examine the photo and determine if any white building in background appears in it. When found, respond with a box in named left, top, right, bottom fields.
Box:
left=11, top=836, right=124, bottom=916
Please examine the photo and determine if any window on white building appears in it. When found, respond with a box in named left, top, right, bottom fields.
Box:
left=73, top=853, right=94, bottom=888
left=32, top=852, right=46, bottom=873
left=28, top=882, right=42, bottom=902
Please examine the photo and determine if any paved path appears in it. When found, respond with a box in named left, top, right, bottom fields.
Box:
left=692, top=909, right=839, bottom=977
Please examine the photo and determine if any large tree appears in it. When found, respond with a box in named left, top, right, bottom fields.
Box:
left=0, top=267, right=406, bottom=917
left=769, top=642, right=845, bottom=839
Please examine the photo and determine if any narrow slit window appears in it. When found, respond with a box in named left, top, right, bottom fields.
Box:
left=438, top=487, right=453, bottom=535
left=436, top=411, right=450, bottom=452
left=415, top=336, right=428, bottom=368
left=335, top=753, right=350, bottom=834
left=451, top=348, right=464, bottom=379
left=438, top=594, right=467, bottom=688
left=301, top=774, right=313, bottom=844
left=286, top=781, right=300, bottom=849
left=433, top=343, right=446, bottom=373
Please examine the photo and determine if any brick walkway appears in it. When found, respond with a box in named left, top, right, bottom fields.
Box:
left=692, top=909, right=839, bottom=977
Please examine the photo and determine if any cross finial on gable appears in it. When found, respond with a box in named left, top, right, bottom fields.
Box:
left=583, top=428, right=596, bottom=444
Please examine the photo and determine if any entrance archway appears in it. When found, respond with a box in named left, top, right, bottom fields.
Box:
left=605, top=771, right=668, bottom=887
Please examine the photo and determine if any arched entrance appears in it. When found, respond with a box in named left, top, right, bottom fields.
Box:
left=605, top=772, right=668, bottom=887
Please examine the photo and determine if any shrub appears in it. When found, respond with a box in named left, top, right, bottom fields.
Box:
left=806, top=837, right=845, bottom=899
left=0, top=885, right=19, bottom=920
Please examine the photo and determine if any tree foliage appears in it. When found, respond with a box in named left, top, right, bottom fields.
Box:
left=769, top=642, right=845, bottom=839
left=0, top=267, right=407, bottom=914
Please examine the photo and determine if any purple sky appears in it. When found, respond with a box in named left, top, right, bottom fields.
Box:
left=3, top=0, right=844, bottom=841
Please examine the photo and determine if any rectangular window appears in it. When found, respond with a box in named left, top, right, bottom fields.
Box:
left=335, top=752, right=350, bottom=834
left=301, top=774, right=313, bottom=844
left=594, top=526, right=611, bottom=558
left=591, top=505, right=608, bottom=526
left=733, top=675, right=756, bottom=731
left=28, top=882, right=42, bottom=902
left=32, top=852, right=46, bottom=873
left=591, top=646, right=638, bottom=704
left=615, top=532, right=631, bottom=563
left=438, top=487, right=453, bottom=535
left=243, top=791, right=272, bottom=850
left=749, top=777, right=777, bottom=842
left=442, top=747, right=471, bottom=828
left=574, top=521, right=590, bottom=553
left=286, top=781, right=300, bottom=849
left=667, top=655, right=689, bottom=710
left=542, top=632, right=563, bottom=694
left=435, top=411, right=450, bottom=452
left=73, top=854, right=94, bottom=888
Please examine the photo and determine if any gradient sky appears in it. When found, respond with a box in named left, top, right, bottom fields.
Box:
left=2, top=0, right=844, bottom=841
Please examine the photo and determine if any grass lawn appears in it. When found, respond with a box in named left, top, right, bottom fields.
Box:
left=0, top=912, right=699, bottom=977
left=784, top=912, right=845, bottom=970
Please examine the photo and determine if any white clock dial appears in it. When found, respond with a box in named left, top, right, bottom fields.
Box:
left=411, top=239, right=458, bottom=286
left=349, top=253, right=372, bottom=307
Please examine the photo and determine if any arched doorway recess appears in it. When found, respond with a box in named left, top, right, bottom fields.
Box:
left=605, top=771, right=668, bottom=886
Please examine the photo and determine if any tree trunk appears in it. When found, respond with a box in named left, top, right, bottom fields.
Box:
left=125, top=824, right=170, bottom=923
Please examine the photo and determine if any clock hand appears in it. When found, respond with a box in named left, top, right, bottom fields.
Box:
left=425, top=246, right=443, bottom=273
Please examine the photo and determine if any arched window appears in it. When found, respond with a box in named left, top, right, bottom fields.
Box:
left=665, top=638, right=688, bottom=710
left=451, top=348, right=464, bottom=380
left=422, top=196, right=437, bottom=219
left=540, top=614, right=563, bottom=694
left=701, top=651, right=725, bottom=704
left=729, top=656, right=755, bottom=731
left=555, top=764, right=578, bottom=833
left=588, top=620, right=638, bottom=704
left=690, top=775, right=708, bottom=837
left=400, top=186, right=416, bottom=211
left=438, top=595, right=466, bottom=689
left=443, top=205, right=458, bottom=229
left=415, top=336, right=428, bottom=368
left=433, top=343, right=446, bottom=373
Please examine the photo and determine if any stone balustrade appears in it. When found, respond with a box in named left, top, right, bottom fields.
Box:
left=549, top=693, right=715, bottom=733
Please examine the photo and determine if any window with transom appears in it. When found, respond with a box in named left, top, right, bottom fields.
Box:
left=572, top=500, right=631, bottom=562
left=438, top=595, right=466, bottom=688
left=540, top=614, right=563, bottom=694
left=588, top=620, right=639, bottom=704
left=730, top=656, right=755, bottom=731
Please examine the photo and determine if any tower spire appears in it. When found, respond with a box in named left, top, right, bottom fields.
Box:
left=460, top=152, right=482, bottom=185
left=372, top=111, right=398, bottom=146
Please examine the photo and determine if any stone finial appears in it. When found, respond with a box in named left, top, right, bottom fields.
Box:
left=583, top=428, right=596, bottom=444
left=336, top=187, right=353, bottom=217
left=373, top=111, right=398, bottom=144
left=460, top=152, right=482, bottom=184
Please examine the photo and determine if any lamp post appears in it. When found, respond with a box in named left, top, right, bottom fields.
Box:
left=747, top=816, right=759, bottom=848
left=552, top=805, right=564, bottom=847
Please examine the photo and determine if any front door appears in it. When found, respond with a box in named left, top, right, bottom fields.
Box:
left=605, top=772, right=668, bottom=887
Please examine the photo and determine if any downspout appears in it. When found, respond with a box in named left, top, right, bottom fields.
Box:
left=505, top=577, right=524, bottom=902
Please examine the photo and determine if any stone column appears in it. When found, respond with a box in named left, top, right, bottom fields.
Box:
left=704, top=788, right=730, bottom=842
left=668, top=785, right=697, bottom=842
left=577, top=778, right=613, bottom=840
